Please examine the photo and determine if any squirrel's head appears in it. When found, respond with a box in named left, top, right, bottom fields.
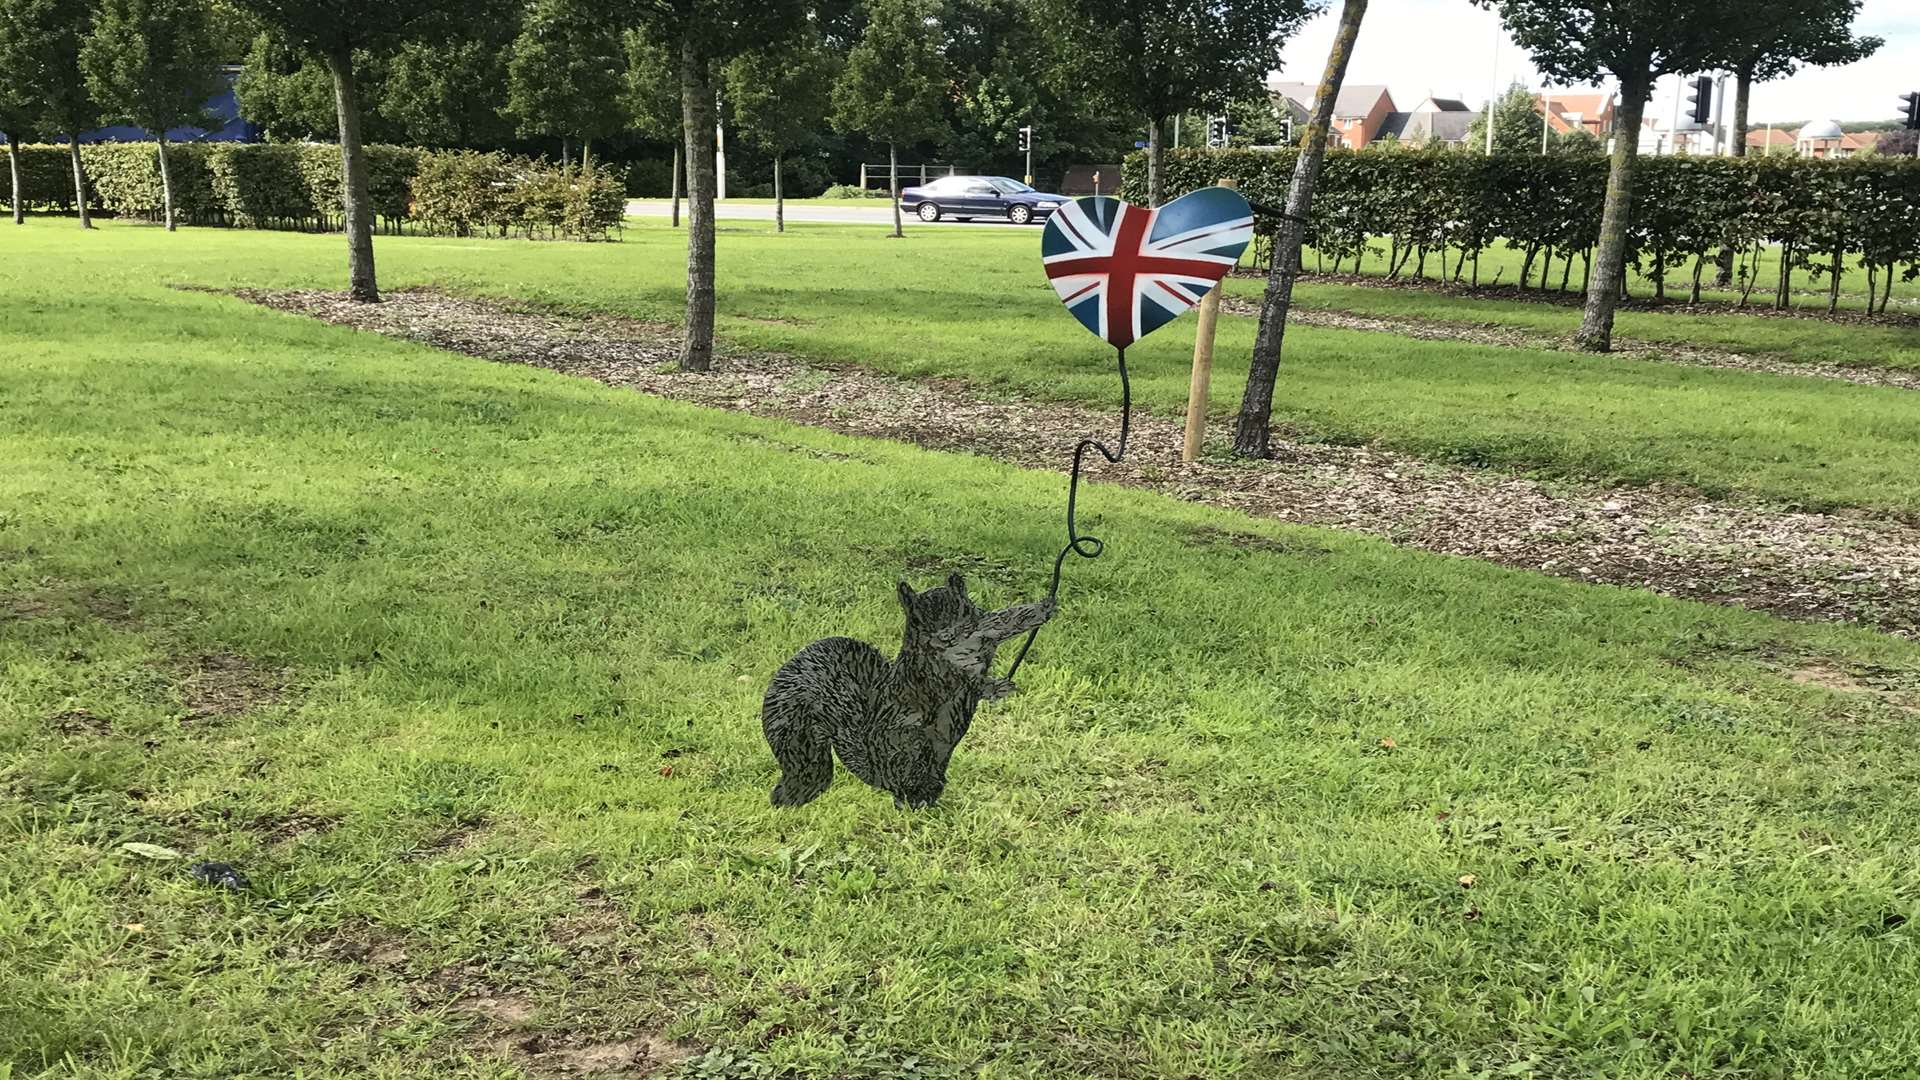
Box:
left=896, top=573, right=982, bottom=652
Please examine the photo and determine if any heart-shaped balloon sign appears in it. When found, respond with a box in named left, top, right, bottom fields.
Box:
left=1040, top=188, right=1254, bottom=350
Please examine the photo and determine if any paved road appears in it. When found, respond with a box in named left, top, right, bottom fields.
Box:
left=625, top=200, right=1038, bottom=229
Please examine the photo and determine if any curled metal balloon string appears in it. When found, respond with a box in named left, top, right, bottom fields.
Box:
left=1004, top=346, right=1130, bottom=680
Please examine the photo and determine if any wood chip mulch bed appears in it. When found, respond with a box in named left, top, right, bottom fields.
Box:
left=230, top=287, right=1920, bottom=638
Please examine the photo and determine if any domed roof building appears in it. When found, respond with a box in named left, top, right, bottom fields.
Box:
left=1796, top=119, right=1848, bottom=158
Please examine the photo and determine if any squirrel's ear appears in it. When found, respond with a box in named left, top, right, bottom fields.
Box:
left=896, top=580, right=917, bottom=618
left=947, top=573, right=968, bottom=598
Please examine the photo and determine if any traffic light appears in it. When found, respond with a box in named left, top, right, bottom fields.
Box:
left=1686, top=76, right=1712, bottom=127
left=1902, top=92, right=1920, bottom=131
left=1277, top=117, right=1294, bottom=145
left=1018, top=126, right=1032, bottom=151
left=1206, top=116, right=1229, bottom=148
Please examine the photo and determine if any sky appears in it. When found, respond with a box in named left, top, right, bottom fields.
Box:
left=1274, top=0, right=1920, bottom=127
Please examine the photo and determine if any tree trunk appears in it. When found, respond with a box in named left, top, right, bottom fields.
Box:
left=69, top=137, right=93, bottom=230
left=1574, top=75, right=1649, bottom=352
left=562, top=136, right=572, bottom=165
left=679, top=38, right=718, bottom=371
left=1828, top=249, right=1842, bottom=314
left=1713, top=66, right=1753, bottom=286
left=156, top=136, right=177, bottom=232
left=582, top=138, right=592, bottom=173
left=774, top=153, right=784, bottom=234
left=889, top=141, right=902, bottom=238
left=671, top=144, right=683, bottom=228
left=1233, top=0, right=1368, bottom=459
left=1147, top=115, right=1165, bottom=207
left=7, top=133, right=21, bottom=225
left=322, top=48, right=378, bottom=302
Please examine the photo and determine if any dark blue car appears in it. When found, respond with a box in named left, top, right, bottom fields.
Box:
left=899, top=175, right=1071, bottom=225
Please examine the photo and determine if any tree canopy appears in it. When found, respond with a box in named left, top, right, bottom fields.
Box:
left=81, top=0, right=225, bottom=137
left=1038, top=0, right=1319, bottom=127
left=1484, top=0, right=1729, bottom=91
left=0, top=0, right=99, bottom=136
left=830, top=0, right=948, bottom=148
left=505, top=0, right=628, bottom=156
left=726, top=26, right=838, bottom=160
left=1729, top=0, right=1881, bottom=83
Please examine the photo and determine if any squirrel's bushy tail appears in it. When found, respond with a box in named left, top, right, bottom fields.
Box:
left=765, top=706, right=833, bottom=807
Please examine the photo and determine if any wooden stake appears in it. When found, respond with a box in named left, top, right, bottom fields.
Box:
left=1183, top=178, right=1236, bottom=463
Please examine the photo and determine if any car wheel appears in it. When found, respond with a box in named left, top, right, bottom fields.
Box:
left=1008, top=205, right=1033, bottom=225
left=917, top=202, right=942, bottom=222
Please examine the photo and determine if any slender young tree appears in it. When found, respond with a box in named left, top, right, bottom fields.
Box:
left=624, top=27, right=682, bottom=225
left=0, top=0, right=101, bottom=229
left=1, top=95, right=32, bottom=225
left=1232, top=0, right=1366, bottom=459
left=1712, top=0, right=1879, bottom=283
left=727, top=27, right=835, bottom=233
left=506, top=0, right=627, bottom=168
left=1039, top=0, right=1317, bottom=207
left=80, top=0, right=224, bottom=231
left=228, top=0, right=496, bottom=301
left=831, top=0, right=948, bottom=239
left=1482, top=0, right=1733, bottom=351
left=633, top=0, right=809, bottom=372
left=1467, top=81, right=1557, bottom=156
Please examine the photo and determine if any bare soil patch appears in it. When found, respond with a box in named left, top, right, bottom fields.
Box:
left=48, top=708, right=112, bottom=736
left=234, top=288, right=1920, bottom=637
left=1, top=582, right=148, bottom=629
left=173, top=652, right=285, bottom=722
left=1785, top=661, right=1919, bottom=715
left=1219, top=296, right=1920, bottom=392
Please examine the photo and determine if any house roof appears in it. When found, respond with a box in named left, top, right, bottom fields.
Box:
left=1747, top=128, right=1795, bottom=147
left=1269, top=79, right=1393, bottom=118
left=1542, top=92, right=1612, bottom=115
left=1423, top=97, right=1472, bottom=112
left=1378, top=110, right=1481, bottom=144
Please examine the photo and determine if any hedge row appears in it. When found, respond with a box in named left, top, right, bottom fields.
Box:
left=4, top=142, right=626, bottom=240
left=1127, top=148, right=1920, bottom=313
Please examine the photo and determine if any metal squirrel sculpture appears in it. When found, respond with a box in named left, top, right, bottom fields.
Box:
left=761, top=574, right=1057, bottom=809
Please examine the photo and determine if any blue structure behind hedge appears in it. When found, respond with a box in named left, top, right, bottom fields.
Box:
left=3, top=66, right=260, bottom=145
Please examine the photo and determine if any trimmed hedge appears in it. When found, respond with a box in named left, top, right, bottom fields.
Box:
left=5, top=142, right=624, bottom=240
left=1126, top=147, right=1920, bottom=313
left=410, top=150, right=627, bottom=239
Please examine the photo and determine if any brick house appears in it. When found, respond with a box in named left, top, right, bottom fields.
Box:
left=1268, top=78, right=1397, bottom=149
left=1535, top=91, right=1615, bottom=138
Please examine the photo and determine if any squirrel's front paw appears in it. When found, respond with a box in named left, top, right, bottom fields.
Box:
left=981, top=676, right=1020, bottom=701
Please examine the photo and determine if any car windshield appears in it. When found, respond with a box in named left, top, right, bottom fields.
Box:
left=988, top=179, right=1034, bottom=194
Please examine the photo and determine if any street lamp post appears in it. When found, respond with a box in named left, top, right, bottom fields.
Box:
left=1541, top=86, right=1551, bottom=154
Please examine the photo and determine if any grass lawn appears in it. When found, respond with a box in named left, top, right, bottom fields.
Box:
left=1294, top=237, right=1920, bottom=317
left=44, top=218, right=1920, bottom=518
left=9, top=221, right=1920, bottom=1079
left=1259, top=280, right=1920, bottom=373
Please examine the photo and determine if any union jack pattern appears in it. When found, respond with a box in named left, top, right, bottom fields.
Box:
left=1040, top=189, right=1255, bottom=349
